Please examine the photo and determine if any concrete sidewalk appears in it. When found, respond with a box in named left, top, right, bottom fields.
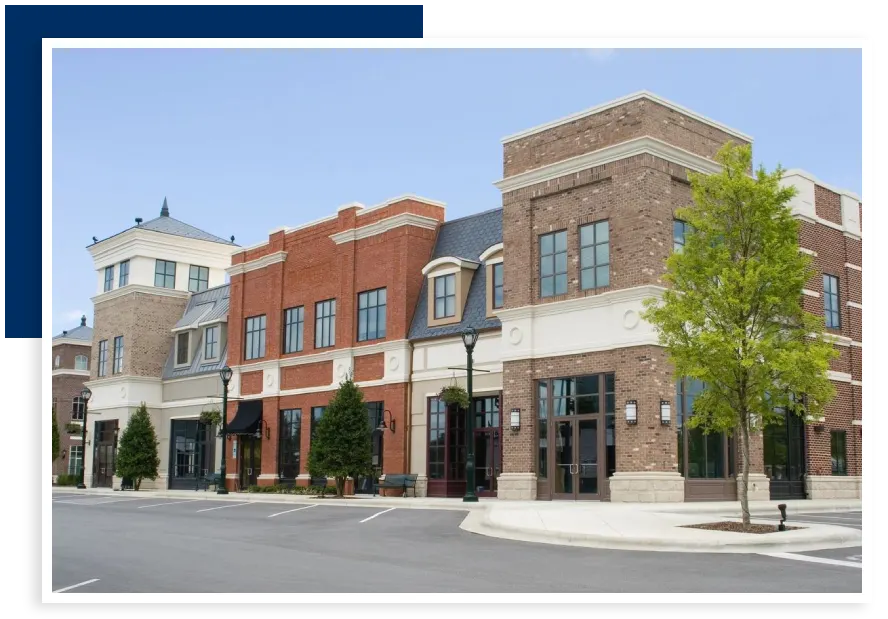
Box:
left=461, top=500, right=862, bottom=554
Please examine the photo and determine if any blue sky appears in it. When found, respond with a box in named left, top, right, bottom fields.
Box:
left=52, top=48, right=861, bottom=335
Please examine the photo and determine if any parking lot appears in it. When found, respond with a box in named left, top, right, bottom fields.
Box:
left=51, top=492, right=862, bottom=594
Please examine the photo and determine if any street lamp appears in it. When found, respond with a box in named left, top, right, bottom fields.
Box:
left=218, top=366, right=233, bottom=495
left=76, top=387, right=91, bottom=489
left=461, top=327, right=479, bottom=503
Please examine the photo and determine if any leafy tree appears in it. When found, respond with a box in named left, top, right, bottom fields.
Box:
left=642, top=143, right=837, bottom=526
left=51, top=403, right=60, bottom=463
left=307, top=374, right=373, bottom=497
left=115, top=402, right=160, bottom=490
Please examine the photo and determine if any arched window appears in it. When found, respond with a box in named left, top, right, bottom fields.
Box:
left=54, top=355, right=60, bottom=368
left=74, top=355, right=88, bottom=371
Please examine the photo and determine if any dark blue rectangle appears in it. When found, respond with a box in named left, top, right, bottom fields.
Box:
left=6, top=4, right=423, bottom=338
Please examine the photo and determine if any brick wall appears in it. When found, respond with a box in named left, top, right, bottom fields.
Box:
left=280, top=361, right=332, bottom=390
left=354, top=353, right=384, bottom=382
left=240, top=370, right=263, bottom=395
left=52, top=343, right=91, bottom=371
left=503, top=97, right=750, bottom=177
left=91, top=292, right=187, bottom=380
left=52, top=373, right=89, bottom=478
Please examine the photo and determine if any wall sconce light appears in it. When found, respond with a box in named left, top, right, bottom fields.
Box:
left=625, top=400, right=638, bottom=425
left=377, top=409, right=396, bottom=433
left=255, top=420, right=271, bottom=440
left=660, top=400, right=671, bottom=425
left=61, top=449, right=67, bottom=459
left=510, top=408, right=521, bottom=430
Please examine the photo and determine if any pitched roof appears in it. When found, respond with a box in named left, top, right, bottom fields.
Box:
left=90, top=198, right=237, bottom=247
left=53, top=316, right=93, bottom=342
left=162, top=284, right=230, bottom=380
left=408, top=208, right=503, bottom=340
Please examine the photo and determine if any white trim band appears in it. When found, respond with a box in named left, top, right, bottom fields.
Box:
left=845, top=263, right=862, bottom=271
left=847, top=301, right=863, bottom=309
left=827, top=370, right=852, bottom=383
left=330, top=213, right=440, bottom=244
left=496, top=284, right=668, bottom=321
left=851, top=380, right=862, bottom=387
left=799, top=248, right=818, bottom=257
left=92, top=284, right=190, bottom=305
left=802, top=289, right=820, bottom=298
left=226, top=251, right=287, bottom=276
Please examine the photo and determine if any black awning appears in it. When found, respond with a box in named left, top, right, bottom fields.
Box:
left=227, top=399, right=262, bottom=435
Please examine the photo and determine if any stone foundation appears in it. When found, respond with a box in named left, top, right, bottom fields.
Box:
left=805, top=475, right=862, bottom=499
left=608, top=471, right=684, bottom=502
left=496, top=473, right=537, bottom=500
left=738, top=473, right=771, bottom=502
left=414, top=475, right=428, bottom=498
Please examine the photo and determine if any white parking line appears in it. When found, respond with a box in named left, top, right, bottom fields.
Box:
left=763, top=552, right=863, bottom=569
left=53, top=497, right=149, bottom=505
left=53, top=578, right=100, bottom=593
left=765, top=519, right=861, bottom=529
left=195, top=502, right=250, bottom=513
left=138, top=500, right=203, bottom=509
left=359, top=507, right=396, bottom=523
left=268, top=504, right=318, bottom=518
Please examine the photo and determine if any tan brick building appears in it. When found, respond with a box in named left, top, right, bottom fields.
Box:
left=51, top=316, right=92, bottom=481
left=223, top=196, right=445, bottom=492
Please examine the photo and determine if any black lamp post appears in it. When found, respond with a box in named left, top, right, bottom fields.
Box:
left=76, top=386, right=91, bottom=489
left=217, top=366, right=233, bottom=495
left=461, top=327, right=479, bottom=503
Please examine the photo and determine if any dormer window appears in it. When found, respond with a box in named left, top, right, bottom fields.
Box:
left=479, top=242, right=504, bottom=317
left=422, top=257, right=480, bottom=327
left=176, top=331, right=191, bottom=366
left=205, top=325, right=220, bottom=361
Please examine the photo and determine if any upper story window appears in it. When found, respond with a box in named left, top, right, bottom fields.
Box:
left=118, top=260, right=130, bottom=287
left=74, top=354, right=88, bottom=371
left=112, top=335, right=124, bottom=374
left=245, top=315, right=267, bottom=360
left=155, top=259, right=176, bottom=289
left=434, top=274, right=456, bottom=319
left=72, top=396, right=85, bottom=421
left=315, top=300, right=336, bottom=349
left=97, top=340, right=108, bottom=377
left=176, top=332, right=191, bottom=366
left=54, top=355, right=60, bottom=368
left=205, top=325, right=220, bottom=360
left=492, top=263, right=504, bottom=310
left=823, top=274, right=841, bottom=328
left=579, top=220, right=610, bottom=290
left=104, top=265, right=114, bottom=292
left=283, top=307, right=304, bottom=354
left=189, top=265, right=209, bottom=293
left=673, top=220, right=689, bottom=253
left=357, top=288, right=386, bottom=342
left=540, top=230, right=567, bottom=298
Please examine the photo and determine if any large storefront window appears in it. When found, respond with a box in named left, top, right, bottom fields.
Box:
left=355, top=402, right=384, bottom=494
left=279, top=409, right=301, bottom=480
left=169, top=419, right=214, bottom=490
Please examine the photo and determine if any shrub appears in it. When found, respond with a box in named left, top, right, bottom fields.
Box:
left=56, top=474, right=78, bottom=486
left=115, top=403, right=160, bottom=490
left=247, top=485, right=262, bottom=493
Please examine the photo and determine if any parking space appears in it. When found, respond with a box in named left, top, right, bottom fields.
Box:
left=755, top=510, right=862, bottom=530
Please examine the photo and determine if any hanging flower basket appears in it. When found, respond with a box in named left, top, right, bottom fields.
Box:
left=199, top=409, right=222, bottom=427
left=65, top=422, right=82, bottom=435
left=439, top=385, right=470, bottom=410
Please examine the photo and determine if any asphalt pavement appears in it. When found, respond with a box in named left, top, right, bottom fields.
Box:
left=51, top=493, right=862, bottom=594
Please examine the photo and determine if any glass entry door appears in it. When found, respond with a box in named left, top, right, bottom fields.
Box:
left=473, top=429, right=500, bottom=497
left=92, top=420, right=118, bottom=488
left=764, top=409, right=806, bottom=500
left=239, top=437, right=261, bottom=489
left=551, top=419, right=599, bottom=500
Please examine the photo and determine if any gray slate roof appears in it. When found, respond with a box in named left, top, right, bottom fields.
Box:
left=53, top=317, right=93, bottom=342
left=408, top=208, right=503, bottom=340
left=162, top=284, right=230, bottom=379
left=91, top=199, right=237, bottom=247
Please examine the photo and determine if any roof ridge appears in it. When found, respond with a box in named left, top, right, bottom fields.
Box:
left=441, top=206, right=502, bottom=226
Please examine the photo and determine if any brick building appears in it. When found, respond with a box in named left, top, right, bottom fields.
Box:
left=223, top=196, right=445, bottom=491
left=51, top=316, right=92, bottom=481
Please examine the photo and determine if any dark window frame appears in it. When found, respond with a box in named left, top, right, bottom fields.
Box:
left=104, top=265, right=115, bottom=292
left=823, top=274, right=841, bottom=329
left=74, top=354, right=88, bottom=371
left=283, top=306, right=304, bottom=354
left=539, top=230, right=568, bottom=298
left=357, top=288, right=387, bottom=342
left=279, top=409, right=302, bottom=480
left=673, top=219, right=689, bottom=253
left=112, top=335, right=124, bottom=374
left=154, top=259, right=176, bottom=289
left=433, top=274, right=456, bottom=319
left=579, top=220, right=610, bottom=290
left=176, top=331, right=190, bottom=366
left=676, top=377, right=735, bottom=480
left=72, top=396, right=85, bottom=421
left=310, top=406, right=326, bottom=444
left=188, top=265, right=210, bottom=293
left=492, top=262, right=504, bottom=309
left=118, top=260, right=130, bottom=287
left=315, top=300, right=336, bottom=349
left=204, top=325, right=220, bottom=360
left=244, top=315, right=267, bottom=360
left=831, top=430, right=847, bottom=475
left=97, top=339, right=108, bottom=377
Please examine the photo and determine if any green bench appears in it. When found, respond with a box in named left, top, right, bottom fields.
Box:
left=373, top=474, right=418, bottom=497
left=196, top=473, right=222, bottom=491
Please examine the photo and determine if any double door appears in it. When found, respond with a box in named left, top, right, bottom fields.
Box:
left=92, top=420, right=118, bottom=488
left=473, top=428, right=500, bottom=497
left=551, top=418, right=601, bottom=500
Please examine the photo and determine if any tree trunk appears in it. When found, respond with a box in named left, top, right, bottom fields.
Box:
left=135, top=478, right=142, bottom=491
left=739, top=419, right=751, bottom=527
left=336, top=476, right=345, bottom=498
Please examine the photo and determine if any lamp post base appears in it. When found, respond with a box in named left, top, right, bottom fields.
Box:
left=216, top=487, right=229, bottom=495
left=76, top=483, right=86, bottom=489
left=462, top=495, right=479, bottom=503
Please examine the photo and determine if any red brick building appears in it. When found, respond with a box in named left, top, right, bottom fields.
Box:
left=52, top=316, right=92, bottom=481
left=224, top=196, right=445, bottom=491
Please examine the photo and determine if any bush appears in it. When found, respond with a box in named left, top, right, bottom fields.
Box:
left=246, top=485, right=262, bottom=493
left=56, top=474, right=78, bottom=486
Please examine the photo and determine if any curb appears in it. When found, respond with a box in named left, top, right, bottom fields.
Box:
left=460, top=510, right=862, bottom=554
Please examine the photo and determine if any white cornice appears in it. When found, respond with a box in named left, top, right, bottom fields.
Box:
left=844, top=231, right=862, bottom=241
left=421, top=256, right=481, bottom=276
left=357, top=194, right=446, bottom=216
left=51, top=369, right=90, bottom=378
left=88, top=228, right=234, bottom=270
left=496, top=285, right=668, bottom=321
left=494, top=136, right=723, bottom=193
left=501, top=91, right=753, bottom=144
left=230, top=339, right=411, bottom=373
left=782, top=169, right=861, bottom=202
left=92, top=284, right=190, bottom=305
left=226, top=251, right=287, bottom=277
left=330, top=213, right=441, bottom=245
left=52, top=338, right=91, bottom=348
left=83, top=375, right=163, bottom=389
left=479, top=243, right=504, bottom=263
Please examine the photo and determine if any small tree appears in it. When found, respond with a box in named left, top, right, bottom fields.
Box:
left=642, top=143, right=837, bottom=527
left=307, top=374, right=372, bottom=497
left=115, top=402, right=160, bottom=490
left=51, top=404, right=60, bottom=463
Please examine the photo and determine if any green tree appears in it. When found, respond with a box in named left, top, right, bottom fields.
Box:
left=307, top=374, right=372, bottom=497
left=642, top=143, right=837, bottom=526
left=51, top=403, right=60, bottom=463
left=115, top=402, right=160, bottom=490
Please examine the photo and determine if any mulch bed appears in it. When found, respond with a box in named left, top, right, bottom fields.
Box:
left=681, top=521, right=803, bottom=534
